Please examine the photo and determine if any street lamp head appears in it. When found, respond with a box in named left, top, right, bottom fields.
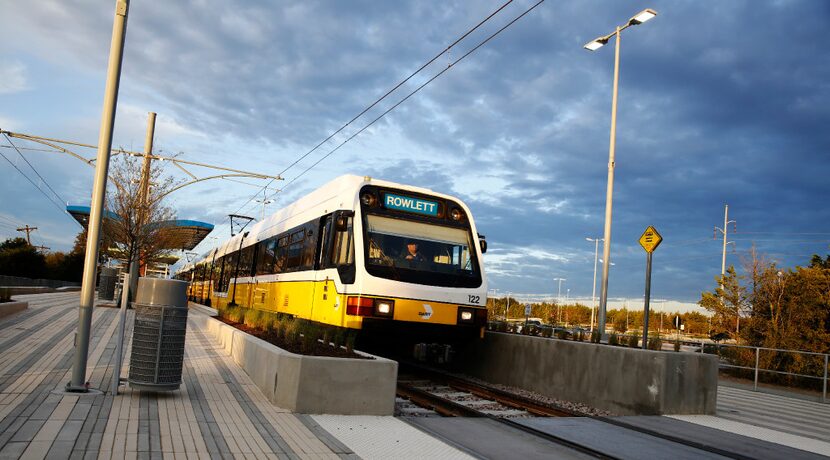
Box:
left=583, top=36, right=609, bottom=51
left=629, top=8, right=657, bottom=25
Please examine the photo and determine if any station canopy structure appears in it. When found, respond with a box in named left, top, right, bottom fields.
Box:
left=67, top=204, right=214, bottom=252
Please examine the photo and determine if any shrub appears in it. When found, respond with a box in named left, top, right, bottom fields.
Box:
left=263, top=313, right=279, bottom=335
left=647, top=337, right=662, bottom=351
left=590, top=331, right=601, bottom=343
left=299, top=321, right=321, bottom=353
left=243, top=309, right=262, bottom=329
left=574, top=331, right=584, bottom=342
left=345, top=330, right=358, bottom=353
left=230, top=306, right=246, bottom=324
left=321, top=325, right=334, bottom=345
left=540, top=326, right=553, bottom=338
left=333, top=327, right=346, bottom=349
left=282, top=318, right=299, bottom=344
left=556, top=329, right=569, bottom=340
left=627, top=334, right=639, bottom=348
left=674, top=340, right=681, bottom=352
left=608, top=333, right=619, bottom=346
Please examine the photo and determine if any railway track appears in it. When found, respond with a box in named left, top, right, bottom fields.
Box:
left=396, top=364, right=621, bottom=459
left=395, top=363, right=787, bottom=460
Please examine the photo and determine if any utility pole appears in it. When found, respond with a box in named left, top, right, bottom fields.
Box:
left=586, top=237, right=602, bottom=331
left=68, top=0, right=129, bottom=393
left=16, top=225, right=38, bottom=245
left=714, top=204, right=737, bottom=333
left=553, top=278, right=565, bottom=323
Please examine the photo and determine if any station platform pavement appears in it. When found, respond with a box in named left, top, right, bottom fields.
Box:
left=0, top=292, right=470, bottom=459
left=0, top=291, right=827, bottom=459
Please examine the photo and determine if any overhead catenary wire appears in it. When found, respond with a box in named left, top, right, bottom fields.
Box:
left=0, top=147, right=79, bottom=226
left=231, top=0, right=518, bottom=218
left=269, top=0, right=547, bottom=200
left=4, top=134, right=70, bottom=211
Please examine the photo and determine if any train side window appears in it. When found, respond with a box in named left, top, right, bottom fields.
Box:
left=331, top=212, right=355, bottom=283
left=256, top=237, right=277, bottom=275
left=237, top=246, right=255, bottom=278
left=317, top=215, right=333, bottom=269
left=274, top=235, right=289, bottom=273
left=286, top=230, right=305, bottom=271
left=300, top=224, right=316, bottom=270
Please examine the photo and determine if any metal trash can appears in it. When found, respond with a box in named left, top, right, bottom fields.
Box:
left=98, top=267, right=116, bottom=300
left=128, top=278, right=189, bottom=391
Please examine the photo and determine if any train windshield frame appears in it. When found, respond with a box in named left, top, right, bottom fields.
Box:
left=360, top=186, right=482, bottom=288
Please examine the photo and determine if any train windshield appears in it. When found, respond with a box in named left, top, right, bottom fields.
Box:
left=364, top=215, right=481, bottom=287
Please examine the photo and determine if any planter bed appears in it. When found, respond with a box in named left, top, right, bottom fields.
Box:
left=0, top=301, right=28, bottom=319
left=189, top=313, right=398, bottom=415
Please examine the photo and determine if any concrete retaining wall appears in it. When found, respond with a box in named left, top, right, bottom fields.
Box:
left=0, top=301, right=27, bottom=319
left=456, top=332, right=718, bottom=415
left=190, top=314, right=398, bottom=415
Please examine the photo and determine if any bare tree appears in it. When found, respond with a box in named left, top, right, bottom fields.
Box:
left=104, top=154, right=177, bottom=283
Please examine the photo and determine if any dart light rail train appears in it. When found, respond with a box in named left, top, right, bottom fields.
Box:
left=175, top=174, right=489, bottom=342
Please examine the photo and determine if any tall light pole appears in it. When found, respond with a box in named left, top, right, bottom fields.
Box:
left=553, top=277, right=566, bottom=323
left=583, top=8, right=658, bottom=340
left=586, top=237, right=603, bottom=331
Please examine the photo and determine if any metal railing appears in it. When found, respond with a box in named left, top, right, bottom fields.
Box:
left=0, top=275, right=80, bottom=288
left=671, top=340, right=828, bottom=403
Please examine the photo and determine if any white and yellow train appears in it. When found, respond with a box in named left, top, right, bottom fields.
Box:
left=175, top=175, right=489, bottom=339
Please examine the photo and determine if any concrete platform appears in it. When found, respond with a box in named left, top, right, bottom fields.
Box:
left=0, top=292, right=467, bottom=459
left=1, top=292, right=827, bottom=459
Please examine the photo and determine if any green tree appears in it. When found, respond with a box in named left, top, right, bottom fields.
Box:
left=699, top=265, right=746, bottom=340
left=0, top=238, right=47, bottom=279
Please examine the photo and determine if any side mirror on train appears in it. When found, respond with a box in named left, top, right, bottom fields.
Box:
left=335, top=210, right=355, bottom=231
left=478, top=233, right=487, bottom=253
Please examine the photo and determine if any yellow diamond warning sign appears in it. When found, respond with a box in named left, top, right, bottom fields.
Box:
left=639, top=226, right=663, bottom=253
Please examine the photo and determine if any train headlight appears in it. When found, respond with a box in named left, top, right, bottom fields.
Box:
left=450, top=207, right=463, bottom=221
left=458, top=307, right=475, bottom=324
left=374, top=299, right=394, bottom=317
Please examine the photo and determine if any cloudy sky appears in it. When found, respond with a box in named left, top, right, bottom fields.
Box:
left=1, top=0, right=829, bottom=305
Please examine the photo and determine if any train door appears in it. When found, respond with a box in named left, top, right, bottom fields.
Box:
left=310, top=215, right=337, bottom=324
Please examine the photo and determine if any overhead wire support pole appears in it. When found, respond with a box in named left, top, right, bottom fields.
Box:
left=68, top=0, right=129, bottom=393
left=128, top=112, right=156, bottom=302
left=714, top=203, right=737, bottom=332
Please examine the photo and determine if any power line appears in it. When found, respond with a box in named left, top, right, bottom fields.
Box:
left=272, top=0, right=547, bottom=199
left=0, top=147, right=71, bottom=218
left=233, top=0, right=518, bottom=216
left=4, top=134, right=69, bottom=210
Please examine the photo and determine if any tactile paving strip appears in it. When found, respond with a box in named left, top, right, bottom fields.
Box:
left=311, top=415, right=475, bottom=459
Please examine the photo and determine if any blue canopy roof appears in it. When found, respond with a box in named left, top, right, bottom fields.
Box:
left=66, top=205, right=214, bottom=250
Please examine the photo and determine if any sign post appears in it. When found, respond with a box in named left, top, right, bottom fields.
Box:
left=524, top=303, right=531, bottom=330
left=639, top=225, right=662, bottom=349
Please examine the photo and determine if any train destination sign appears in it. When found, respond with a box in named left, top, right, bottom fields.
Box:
left=384, top=193, right=439, bottom=217
left=639, top=225, right=663, bottom=253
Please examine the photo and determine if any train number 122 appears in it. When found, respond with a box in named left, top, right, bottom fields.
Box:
left=468, top=295, right=480, bottom=304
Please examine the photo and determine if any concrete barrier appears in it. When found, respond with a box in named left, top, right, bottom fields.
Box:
left=0, top=301, right=27, bottom=319
left=190, top=313, right=398, bottom=415
left=456, top=332, right=718, bottom=415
